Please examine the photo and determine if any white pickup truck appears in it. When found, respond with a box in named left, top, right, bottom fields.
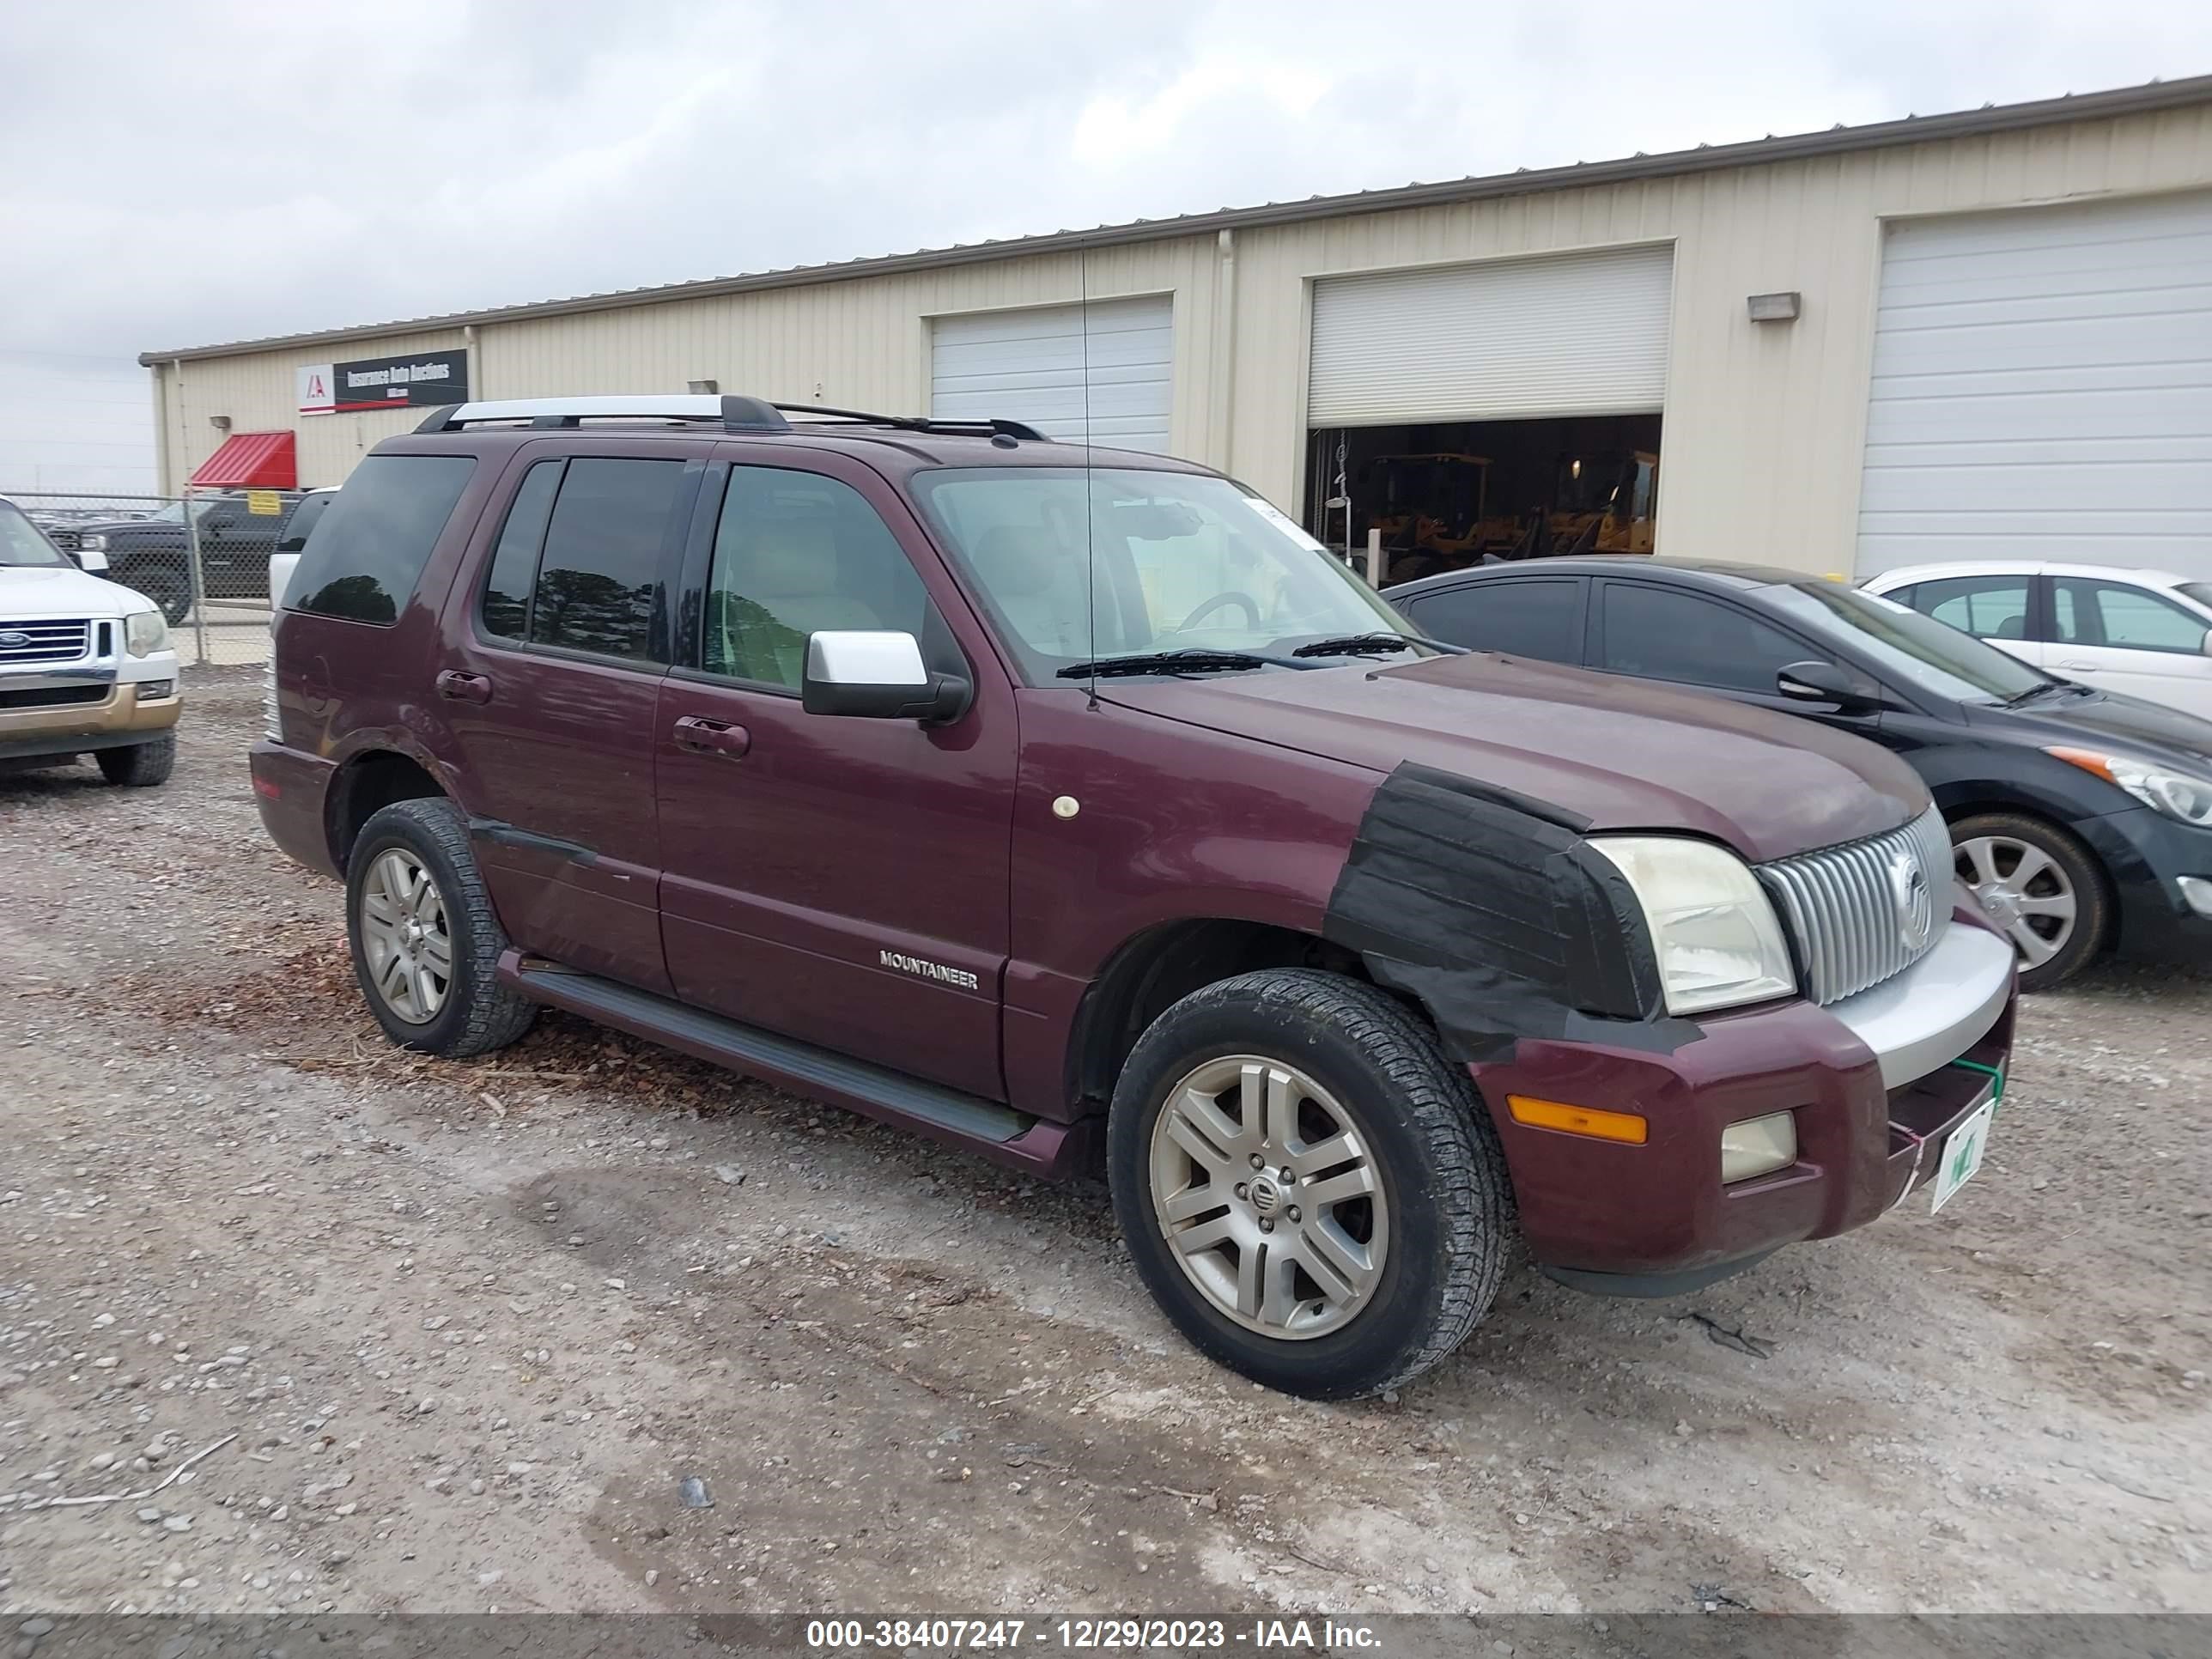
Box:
left=0, top=494, right=181, bottom=787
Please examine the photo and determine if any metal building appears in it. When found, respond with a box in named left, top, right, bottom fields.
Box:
left=143, top=75, right=2212, bottom=583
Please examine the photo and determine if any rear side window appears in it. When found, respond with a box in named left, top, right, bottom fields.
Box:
left=2052, top=577, right=2210, bottom=654
left=479, top=461, right=565, bottom=641
left=477, top=458, right=685, bottom=661
left=1401, top=580, right=1581, bottom=664
left=289, top=456, right=477, bottom=625
left=1595, top=582, right=1809, bottom=693
left=1901, top=574, right=2031, bottom=641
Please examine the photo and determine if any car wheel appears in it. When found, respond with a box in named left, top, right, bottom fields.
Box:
left=1951, top=811, right=2110, bottom=991
left=94, top=735, right=175, bottom=787
left=1107, top=968, right=1512, bottom=1400
left=346, top=797, right=537, bottom=1056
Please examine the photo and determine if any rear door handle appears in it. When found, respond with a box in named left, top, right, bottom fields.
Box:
left=673, top=714, right=750, bottom=758
left=435, top=670, right=494, bottom=704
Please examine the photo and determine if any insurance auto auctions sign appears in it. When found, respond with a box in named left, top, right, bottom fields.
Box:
left=297, top=349, right=469, bottom=416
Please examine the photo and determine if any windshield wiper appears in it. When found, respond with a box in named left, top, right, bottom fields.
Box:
left=2003, top=679, right=2094, bottom=707
left=1290, top=631, right=1465, bottom=658
left=1054, top=648, right=1321, bottom=679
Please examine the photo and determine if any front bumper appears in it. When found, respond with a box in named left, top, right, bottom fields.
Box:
left=1470, top=916, right=2015, bottom=1287
left=2072, top=805, right=2212, bottom=965
left=0, top=668, right=180, bottom=762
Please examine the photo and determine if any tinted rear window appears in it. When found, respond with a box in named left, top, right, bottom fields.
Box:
left=289, top=457, right=477, bottom=625
left=1401, top=579, right=1581, bottom=663
left=526, top=458, right=685, bottom=660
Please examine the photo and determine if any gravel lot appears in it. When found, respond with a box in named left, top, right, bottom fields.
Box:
left=1, top=672, right=2206, bottom=1620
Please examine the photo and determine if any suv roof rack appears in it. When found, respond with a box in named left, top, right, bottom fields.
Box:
left=415, top=395, right=1048, bottom=443
left=416, top=394, right=790, bottom=434
left=775, top=404, right=1049, bottom=443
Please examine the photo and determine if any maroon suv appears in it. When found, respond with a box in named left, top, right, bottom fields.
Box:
left=252, top=395, right=2016, bottom=1400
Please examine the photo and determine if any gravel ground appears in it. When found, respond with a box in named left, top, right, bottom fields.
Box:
left=0, top=672, right=2206, bottom=1619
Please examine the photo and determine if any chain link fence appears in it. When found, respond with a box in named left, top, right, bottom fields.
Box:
left=10, top=489, right=302, bottom=666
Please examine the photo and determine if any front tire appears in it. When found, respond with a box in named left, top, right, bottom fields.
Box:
left=346, top=798, right=536, bottom=1056
left=1951, top=811, right=2109, bottom=991
left=95, top=735, right=174, bottom=787
left=1107, top=968, right=1512, bottom=1400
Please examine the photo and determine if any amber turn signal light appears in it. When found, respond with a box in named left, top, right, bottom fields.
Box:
left=1505, top=1095, right=1648, bottom=1145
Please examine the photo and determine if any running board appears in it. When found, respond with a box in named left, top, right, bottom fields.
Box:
left=499, top=953, right=1089, bottom=1176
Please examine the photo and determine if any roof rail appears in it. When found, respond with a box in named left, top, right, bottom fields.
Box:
left=773, top=403, right=1048, bottom=442
left=416, top=394, right=791, bottom=434
left=411, top=393, right=1049, bottom=442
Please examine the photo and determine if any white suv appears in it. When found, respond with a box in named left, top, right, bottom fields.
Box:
left=0, top=495, right=181, bottom=786
left=1863, top=562, right=2212, bottom=721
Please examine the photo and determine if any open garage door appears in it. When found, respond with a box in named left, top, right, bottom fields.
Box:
left=1856, top=191, right=2212, bottom=580
left=1309, top=244, right=1673, bottom=427
left=1307, top=246, right=1672, bottom=581
left=931, top=296, right=1173, bottom=453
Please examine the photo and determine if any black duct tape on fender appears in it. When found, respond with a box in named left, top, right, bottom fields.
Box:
left=1322, top=763, right=1705, bottom=1063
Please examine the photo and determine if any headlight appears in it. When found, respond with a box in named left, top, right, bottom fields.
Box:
left=1589, top=837, right=1796, bottom=1015
left=125, top=610, right=169, bottom=658
left=81, top=533, right=107, bottom=552
left=2047, top=747, right=2212, bottom=828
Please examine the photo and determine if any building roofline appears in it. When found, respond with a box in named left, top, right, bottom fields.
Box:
left=141, top=72, right=2212, bottom=366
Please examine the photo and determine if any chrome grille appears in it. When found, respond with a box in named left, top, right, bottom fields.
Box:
left=0, top=619, right=90, bottom=665
left=1759, top=805, right=1952, bottom=1006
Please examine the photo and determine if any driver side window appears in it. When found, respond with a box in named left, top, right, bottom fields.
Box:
left=704, top=467, right=932, bottom=690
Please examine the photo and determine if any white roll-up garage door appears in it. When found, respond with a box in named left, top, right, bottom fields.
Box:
left=1307, top=245, right=1674, bottom=427
left=1856, top=191, right=2212, bottom=580
left=931, top=296, right=1174, bottom=453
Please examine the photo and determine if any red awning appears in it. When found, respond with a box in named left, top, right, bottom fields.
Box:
left=188, top=430, right=297, bottom=489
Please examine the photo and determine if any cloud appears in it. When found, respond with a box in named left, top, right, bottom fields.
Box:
left=3, top=0, right=2208, bottom=490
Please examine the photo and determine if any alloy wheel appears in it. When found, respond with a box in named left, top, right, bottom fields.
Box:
left=1148, top=1055, right=1389, bottom=1340
left=357, top=848, right=453, bottom=1024
left=1956, top=834, right=2077, bottom=968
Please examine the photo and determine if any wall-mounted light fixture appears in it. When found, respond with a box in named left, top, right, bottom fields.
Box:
left=1747, top=291, right=1802, bottom=324
left=686, top=379, right=720, bottom=395
left=208, top=414, right=232, bottom=431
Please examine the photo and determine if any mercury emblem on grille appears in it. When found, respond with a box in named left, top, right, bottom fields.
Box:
left=1888, top=848, right=1935, bottom=952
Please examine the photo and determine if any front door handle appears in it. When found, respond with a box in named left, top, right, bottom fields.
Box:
left=2054, top=659, right=2098, bottom=672
left=673, top=714, right=750, bottom=758
left=436, top=669, right=494, bottom=704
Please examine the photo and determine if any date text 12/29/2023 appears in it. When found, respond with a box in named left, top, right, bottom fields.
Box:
left=804, top=1618, right=1385, bottom=1650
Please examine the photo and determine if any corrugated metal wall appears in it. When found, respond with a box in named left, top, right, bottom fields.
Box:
left=153, top=101, right=2212, bottom=577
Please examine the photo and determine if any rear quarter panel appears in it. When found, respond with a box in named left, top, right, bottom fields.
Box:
left=270, top=450, right=507, bottom=822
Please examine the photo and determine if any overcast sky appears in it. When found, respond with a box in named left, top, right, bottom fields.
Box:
left=3, top=0, right=2209, bottom=494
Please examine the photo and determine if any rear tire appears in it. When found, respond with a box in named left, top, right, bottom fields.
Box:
left=1107, top=968, right=1512, bottom=1400
left=95, top=735, right=175, bottom=787
left=346, top=797, right=537, bottom=1056
left=1951, top=810, right=2109, bottom=992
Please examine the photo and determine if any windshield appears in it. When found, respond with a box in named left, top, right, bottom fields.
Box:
left=1770, top=582, right=2049, bottom=702
left=2180, top=582, right=2212, bottom=611
left=137, top=498, right=217, bottom=525
left=913, top=467, right=1413, bottom=680
left=0, top=501, right=70, bottom=568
